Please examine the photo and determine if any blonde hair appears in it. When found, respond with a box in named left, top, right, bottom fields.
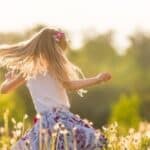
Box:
left=0, top=27, right=87, bottom=97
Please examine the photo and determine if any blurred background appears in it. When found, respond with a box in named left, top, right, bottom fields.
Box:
left=0, top=0, right=150, bottom=132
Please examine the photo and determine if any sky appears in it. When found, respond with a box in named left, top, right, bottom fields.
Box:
left=0, top=0, right=150, bottom=54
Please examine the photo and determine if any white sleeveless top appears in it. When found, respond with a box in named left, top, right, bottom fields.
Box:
left=25, top=72, right=70, bottom=113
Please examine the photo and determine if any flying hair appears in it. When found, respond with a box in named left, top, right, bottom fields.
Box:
left=0, top=27, right=88, bottom=97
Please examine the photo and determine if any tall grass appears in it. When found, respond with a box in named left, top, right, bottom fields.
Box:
left=0, top=110, right=150, bottom=150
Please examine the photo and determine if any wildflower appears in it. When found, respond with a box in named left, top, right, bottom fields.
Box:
left=60, top=128, right=68, bottom=135
left=24, top=114, right=28, bottom=120
left=33, top=113, right=41, bottom=124
left=14, top=130, right=21, bottom=137
left=0, top=127, right=4, bottom=134
left=10, top=138, right=16, bottom=145
left=17, top=122, right=23, bottom=129
left=53, top=123, right=60, bottom=131
left=11, top=118, right=16, bottom=124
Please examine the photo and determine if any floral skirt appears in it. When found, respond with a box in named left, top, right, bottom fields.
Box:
left=11, top=106, right=107, bottom=150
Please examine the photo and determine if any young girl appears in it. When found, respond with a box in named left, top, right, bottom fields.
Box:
left=0, top=27, right=111, bottom=150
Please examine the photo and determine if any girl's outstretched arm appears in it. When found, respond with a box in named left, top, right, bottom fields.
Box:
left=63, top=72, right=112, bottom=91
left=0, top=72, right=26, bottom=94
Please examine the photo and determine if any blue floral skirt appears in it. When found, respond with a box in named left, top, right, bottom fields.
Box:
left=11, top=106, right=107, bottom=150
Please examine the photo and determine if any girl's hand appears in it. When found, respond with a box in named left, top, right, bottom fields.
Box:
left=95, top=72, right=112, bottom=83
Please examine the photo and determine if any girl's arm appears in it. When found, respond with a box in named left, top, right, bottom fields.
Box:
left=0, top=72, right=26, bottom=94
left=63, top=72, right=112, bottom=90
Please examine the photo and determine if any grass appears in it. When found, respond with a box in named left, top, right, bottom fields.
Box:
left=0, top=109, right=150, bottom=150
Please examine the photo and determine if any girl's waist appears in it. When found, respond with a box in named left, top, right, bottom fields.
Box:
left=33, top=105, right=70, bottom=124
left=39, top=105, right=70, bottom=115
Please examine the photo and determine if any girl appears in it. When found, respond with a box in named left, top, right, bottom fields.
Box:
left=0, top=27, right=111, bottom=150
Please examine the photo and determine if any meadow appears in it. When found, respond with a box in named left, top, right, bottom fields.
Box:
left=0, top=110, right=150, bottom=149
left=0, top=25, right=150, bottom=149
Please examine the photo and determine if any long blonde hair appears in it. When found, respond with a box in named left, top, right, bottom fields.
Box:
left=0, top=27, right=87, bottom=97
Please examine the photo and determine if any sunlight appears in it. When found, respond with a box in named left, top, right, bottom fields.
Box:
left=0, top=0, right=150, bottom=52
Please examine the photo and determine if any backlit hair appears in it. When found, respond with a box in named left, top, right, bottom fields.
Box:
left=0, top=27, right=87, bottom=97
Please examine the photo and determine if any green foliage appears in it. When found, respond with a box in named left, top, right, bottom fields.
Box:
left=0, top=24, right=150, bottom=128
left=0, top=91, right=27, bottom=124
left=0, top=110, right=29, bottom=149
left=109, top=93, right=141, bottom=133
left=0, top=110, right=150, bottom=150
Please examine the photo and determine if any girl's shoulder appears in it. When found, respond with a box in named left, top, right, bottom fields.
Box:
left=25, top=71, right=60, bottom=88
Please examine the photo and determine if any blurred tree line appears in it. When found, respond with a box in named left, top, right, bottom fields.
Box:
left=0, top=24, right=149, bottom=129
